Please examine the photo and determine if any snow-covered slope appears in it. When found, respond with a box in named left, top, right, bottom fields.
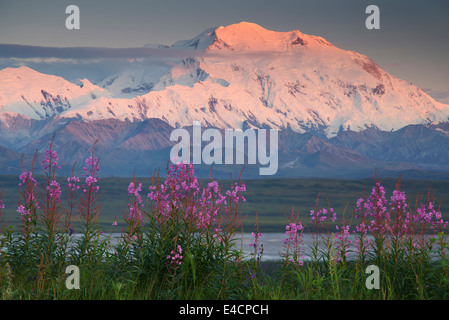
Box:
left=207, top=21, right=334, bottom=52
left=96, top=59, right=172, bottom=98
left=171, top=26, right=218, bottom=50
left=2, top=22, right=449, bottom=139
left=0, top=66, right=109, bottom=120
left=59, top=22, right=449, bottom=137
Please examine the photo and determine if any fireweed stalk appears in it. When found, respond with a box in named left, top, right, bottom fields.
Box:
left=389, top=180, right=412, bottom=250
left=15, top=152, right=40, bottom=273
left=243, top=213, right=264, bottom=289
left=351, top=177, right=392, bottom=267
left=281, top=207, right=304, bottom=267
left=0, top=191, right=5, bottom=229
left=333, top=206, right=352, bottom=264
left=0, top=151, right=52, bottom=285
left=354, top=190, right=373, bottom=264
left=309, top=194, right=337, bottom=263
left=429, top=200, right=449, bottom=261
left=125, top=179, right=145, bottom=239
left=66, top=164, right=80, bottom=232
left=413, top=194, right=447, bottom=262
left=386, top=177, right=417, bottom=278
left=39, top=140, right=65, bottom=271
left=355, top=179, right=410, bottom=263
left=73, top=145, right=103, bottom=265
left=113, top=175, right=146, bottom=275
left=0, top=191, right=5, bottom=251
left=17, top=153, right=39, bottom=238
left=250, top=213, right=263, bottom=263
left=368, top=180, right=391, bottom=263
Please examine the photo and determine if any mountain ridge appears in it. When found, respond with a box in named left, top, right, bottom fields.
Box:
left=1, top=22, right=448, bottom=137
left=1, top=22, right=448, bottom=178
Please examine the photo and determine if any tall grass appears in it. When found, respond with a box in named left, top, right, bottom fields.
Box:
left=0, top=142, right=447, bottom=300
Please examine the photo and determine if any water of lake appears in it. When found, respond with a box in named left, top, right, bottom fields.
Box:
left=101, top=232, right=369, bottom=261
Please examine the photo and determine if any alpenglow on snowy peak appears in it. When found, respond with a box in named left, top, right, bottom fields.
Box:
left=168, top=22, right=333, bottom=51
left=1, top=21, right=449, bottom=139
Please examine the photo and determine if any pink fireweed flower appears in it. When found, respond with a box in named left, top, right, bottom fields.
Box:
left=283, top=222, right=303, bottom=246
left=80, top=156, right=100, bottom=196
left=19, top=171, right=37, bottom=187
left=334, top=224, right=352, bottom=262
left=194, top=180, right=228, bottom=230
left=47, top=180, right=62, bottom=202
left=128, top=182, right=142, bottom=197
left=367, top=182, right=390, bottom=235
left=0, top=199, right=4, bottom=210
left=355, top=222, right=368, bottom=234
left=127, top=182, right=144, bottom=225
left=67, top=175, right=80, bottom=191
left=352, top=181, right=391, bottom=259
left=250, top=232, right=263, bottom=248
left=207, top=181, right=220, bottom=193
left=390, top=189, right=408, bottom=211
left=355, top=181, right=391, bottom=237
left=17, top=205, right=31, bottom=222
left=415, top=203, right=433, bottom=225
left=167, top=244, right=183, bottom=267
left=432, top=209, right=448, bottom=232
left=41, top=149, right=61, bottom=171
left=282, top=221, right=304, bottom=265
left=148, top=162, right=246, bottom=244
left=310, top=207, right=337, bottom=224
left=355, top=196, right=371, bottom=222
left=18, top=170, right=39, bottom=210
left=84, top=156, right=100, bottom=174
left=415, top=200, right=448, bottom=233
left=83, top=176, right=99, bottom=193
left=226, top=182, right=246, bottom=204
left=389, top=189, right=413, bottom=237
left=148, top=162, right=200, bottom=217
left=282, top=220, right=306, bottom=266
left=354, top=196, right=369, bottom=233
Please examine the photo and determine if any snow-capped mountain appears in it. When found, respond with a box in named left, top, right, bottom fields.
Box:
left=1, top=22, right=449, bottom=178
left=48, top=23, right=449, bottom=137
left=3, top=22, right=449, bottom=136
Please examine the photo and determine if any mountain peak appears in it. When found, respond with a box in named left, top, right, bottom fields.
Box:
left=213, top=21, right=334, bottom=51
left=0, top=65, right=41, bottom=77
left=211, top=21, right=287, bottom=51
left=170, top=26, right=219, bottom=50
left=170, top=22, right=334, bottom=52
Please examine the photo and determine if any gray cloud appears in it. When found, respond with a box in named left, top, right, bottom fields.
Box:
left=0, top=44, right=200, bottom=60
left=422, top=88, right=449, bottom=104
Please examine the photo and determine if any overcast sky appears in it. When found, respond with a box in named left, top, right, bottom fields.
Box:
left=0, top=0, right=448, bottom=102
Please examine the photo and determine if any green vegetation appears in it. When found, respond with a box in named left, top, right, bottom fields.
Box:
left=0, top=143, right=448, bottom=300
